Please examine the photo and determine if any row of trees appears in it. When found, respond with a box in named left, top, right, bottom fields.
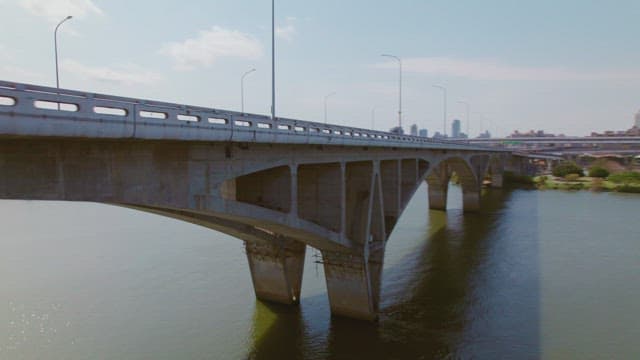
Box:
left=552, top=161, right=640, bottom=183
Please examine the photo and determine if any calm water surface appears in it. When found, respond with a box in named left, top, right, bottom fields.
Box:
left=1, top=186, right=639, bottom=359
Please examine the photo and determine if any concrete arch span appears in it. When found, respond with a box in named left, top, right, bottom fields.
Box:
left=0, top=138, right=509, bottom=320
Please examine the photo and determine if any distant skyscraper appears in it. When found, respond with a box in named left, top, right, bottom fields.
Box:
left=451, top=119, right=461, bottom=138
left=635, top=110, right=640, bottom=128
left=389, top=126, right=404, bottom=135
left=477, top=130, right=492, bottom=139
left=410, top=124, right=418, bottom=136
left=419, top=129, right=428, bottom=137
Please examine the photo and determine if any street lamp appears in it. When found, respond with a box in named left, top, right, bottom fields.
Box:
left=433, top=85, right=447, bottom=137
left=458, top=101, right=470, bottom=137
left=54, top=15, right=73, bottom=89
left=381, top=54, right=402, bottom=129
left=271, top=0, right=276, bottom=120
left=324, top=92, right=336, bottom=124
left=241, top=68, right=256, bottom=113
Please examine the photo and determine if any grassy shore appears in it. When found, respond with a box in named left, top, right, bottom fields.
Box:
left=532, top=175, right=640, bottom=193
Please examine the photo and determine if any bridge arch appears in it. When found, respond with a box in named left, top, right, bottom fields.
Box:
left=425, top=155, right=482, bottom=212
left=0, top=137, right=505, bottom=321
left=0, top=79, right=516, bottom=321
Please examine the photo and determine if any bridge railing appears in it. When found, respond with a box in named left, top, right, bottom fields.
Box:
left=0, top=80, right=495, bottom=151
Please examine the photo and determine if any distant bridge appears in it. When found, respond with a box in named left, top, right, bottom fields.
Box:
left=0, top=81, right=524, bottom=321
left=469, top=136, right=640, bottom=146
left=469, top=136, right=640, bottom=162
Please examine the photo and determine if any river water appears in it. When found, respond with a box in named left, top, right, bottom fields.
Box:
left=1, top=186, right=638, bottom=359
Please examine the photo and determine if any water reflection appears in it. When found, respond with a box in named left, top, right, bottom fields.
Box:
left=248, top=302, right=306, bottom=359
left=249, top=189, right=541, bottom=359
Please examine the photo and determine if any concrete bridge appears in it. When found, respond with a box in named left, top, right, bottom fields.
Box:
left=469, top=136, right=640, bottom=156
left=0, top=81, right=519, bottom=321
left=469, top=136, right=640, bottom=146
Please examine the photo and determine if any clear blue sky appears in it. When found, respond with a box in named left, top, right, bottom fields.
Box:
left=1, top=0, right=639, bottom=136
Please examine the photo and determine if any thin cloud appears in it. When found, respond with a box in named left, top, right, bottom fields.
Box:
left=19, top=0, right=103, bottom=23
left=276, top=17, right=297, bottom=42
left=159, top=26, right=263, bottom=71
left=62, top=60, right=163, bottom=86
left=0, top=65, right=43, bottom=83
left=375, top=57, right=640, bottom=81
left=0, top=44, right=11, bottom=60
left=0, top=43, right=43, bottom=82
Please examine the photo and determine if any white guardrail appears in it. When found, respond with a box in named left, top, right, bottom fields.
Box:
left=0, top=80, right=502, bottom=152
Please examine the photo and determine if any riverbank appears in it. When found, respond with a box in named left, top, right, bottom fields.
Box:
left=531, top=175, right=640, bottom=193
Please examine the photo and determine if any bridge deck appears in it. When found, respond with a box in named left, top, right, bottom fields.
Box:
left=0, top=80, right=502, bottom=152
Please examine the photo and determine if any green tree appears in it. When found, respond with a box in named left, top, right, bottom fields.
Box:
left=588, top=166, right=609, bottom=178
left=552, top=161, right=584, bottom=177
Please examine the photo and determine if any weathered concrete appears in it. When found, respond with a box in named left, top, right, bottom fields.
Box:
left=0, top=81, right=514, bottom=321
left=246, top=238, right=306, bottom=304
left=428, top=186, right=449, bottom=211
left=321, top=249, right=383, bottom=321
left=427, top=163, right=450, bottom=211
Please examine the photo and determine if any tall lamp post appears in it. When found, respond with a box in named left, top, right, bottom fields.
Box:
left=324, top=92, right=336, bottom=124
left=241, top=68, right=256, bottom=113
left=54, top=15, right=73, bottom=89
left=271, top=0, right=276, bottom=120
left=458, top=101, right=470, bottom=137
left=381, top=54, right=402, bottom=130
left=433, top=85, right=447, bottom=137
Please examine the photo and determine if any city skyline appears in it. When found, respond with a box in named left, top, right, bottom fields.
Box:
left=1, top=0, right=639, bottom=136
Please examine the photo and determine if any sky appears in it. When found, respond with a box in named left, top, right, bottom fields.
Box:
left=1, top=0, right=639, bottom=136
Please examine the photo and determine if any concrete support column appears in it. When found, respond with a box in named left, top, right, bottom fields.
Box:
left=491, top=173, right=504, bottom=188
left=321, top=249, right=384, bottom=321
left=428, top=184, right=448, bottom=211
left=427, top=162, right=450, bottom=211
left=290, top=165, right=298, bottom=217
left=245, top=238, right=306, bottom=304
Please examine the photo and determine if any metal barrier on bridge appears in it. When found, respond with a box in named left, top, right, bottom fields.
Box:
left=0, top=80, right=499, bottom=151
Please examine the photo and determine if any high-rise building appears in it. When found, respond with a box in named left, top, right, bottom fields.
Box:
left=389, top=126, right=404, bottom=135
left=451, top=119, right=461, bottom=138
left=635, top=110, right=640, bottom=128
left=477, top=130, right=492, bottom=139
left=410, top=124, right=418, bottom=136
left=419, top=129, right=428, bottom=137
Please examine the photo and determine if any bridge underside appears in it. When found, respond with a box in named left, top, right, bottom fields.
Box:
left=0, top=138, right=510, bottom=320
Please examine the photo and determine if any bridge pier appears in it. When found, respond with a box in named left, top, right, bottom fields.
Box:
left=245, top=237, right=306, bottom=305
left=427, top=162, right=451, bottom=211
left=491, top=173, right=504, bottom=188
left=321, top=248, right=384, bottom=321
left=428, top=185, right=448, bottom=211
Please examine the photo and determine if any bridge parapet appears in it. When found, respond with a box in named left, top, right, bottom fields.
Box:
left=0, top=80, right=498, bottom=151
